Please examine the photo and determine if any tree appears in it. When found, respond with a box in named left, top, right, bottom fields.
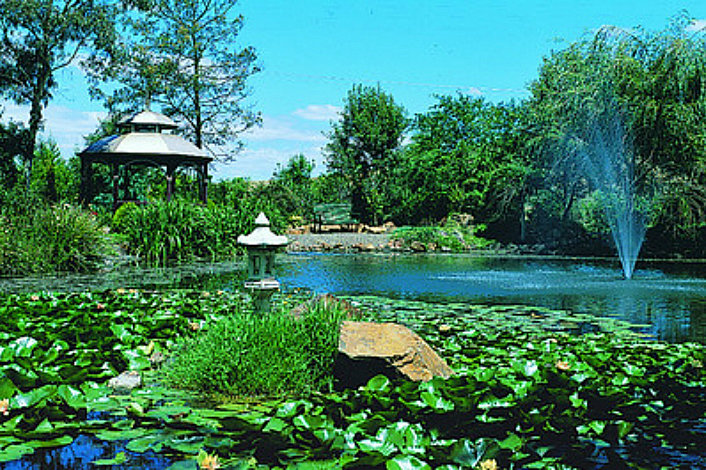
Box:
left=387, top=95, right=528, bottom=232
left=93, top=0, right=260, bottom=158
left=0, top=0, right=119, bottom=185
left=325, top=84, right=408, bottom=225
left=527, top=13, right=706, bottom=250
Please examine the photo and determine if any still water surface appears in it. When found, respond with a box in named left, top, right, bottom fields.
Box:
left=273, top=254, right=706, bottom=343
left=2, top=253, right=706, bottom=343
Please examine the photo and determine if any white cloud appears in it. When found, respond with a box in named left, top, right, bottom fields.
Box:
left=292, top=104, right=341, bottom=121
left=687, top=19, right=706, bottom=32
left=1, top=101, right=105, bottom=158
left=211, top=144, right=325, bottom=181
left=244, top=115, right=326, bottom=143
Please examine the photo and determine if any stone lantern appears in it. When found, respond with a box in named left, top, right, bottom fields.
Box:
left=237, top=212, right=288, bottom=312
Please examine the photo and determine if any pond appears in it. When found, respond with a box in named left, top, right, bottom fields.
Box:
left=2, top=253, right=706, bottom=344
left=1, top=253, right=705, bottom=469
left=274, top=254, right=706, bottom=344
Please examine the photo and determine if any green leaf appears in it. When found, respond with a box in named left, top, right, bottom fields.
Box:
left=0, top=376, right=18, bottom=399
left=499, top=433, right=523, bottom=451
left=93, top=451, right=128, bottom=465
left=366, top=375, right=392, bottom=393
left=386, top=455, right=432, bottom=470
left=263, top=417, right=288, bottom=432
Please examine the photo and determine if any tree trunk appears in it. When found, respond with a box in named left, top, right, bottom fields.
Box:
left=26, top=48, right=51, bottom=190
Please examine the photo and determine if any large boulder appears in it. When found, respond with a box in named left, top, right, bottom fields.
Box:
left=336, top=321, right=453, bottom=388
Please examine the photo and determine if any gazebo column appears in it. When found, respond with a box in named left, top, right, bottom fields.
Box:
left=198, top=163, right=208, bottom=204
left=166, top=165, right=176, bottom=202
left=111, top=163, right=119, bottom=212
left=80, top=157, right=93, bottom=205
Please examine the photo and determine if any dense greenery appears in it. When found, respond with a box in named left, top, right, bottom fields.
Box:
left=91, top=0, right=260, bottom=158
left=2, top=13, right=706, bottom=269
left=0, top=199, right=113, bottom=276
left=165, top=296, right=349, bottom=396
left=0, top=289, right=703, bottom=468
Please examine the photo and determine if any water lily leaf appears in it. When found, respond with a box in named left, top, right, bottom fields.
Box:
left=24, top=435, right=73, bottom=448
left=11, top=384, right=57, bottom=409
left=293, top=414, right=326, bottom=430
left=420, top=391, right=454, bottom=412
left=263, top=417, right=288, bottom=432
left=498, top=433, right=523, bottom=451
left=57, top=384, right=86, bottom=409
left=95, top=428, right=150, bottom=441
left=122, top=350, right=151, bottom=371
left=93, top=451, right=128, bottom=465
left=9, top=337, right=39, bottom=358
left=0, top=376, right=18, bottom=399
left=513, top=359, right=539, bottom=378
left=366, top=375, right=392, bottom=393
left=33, top=418, right=55, bottom=433
left=0, top=444, right=35, bottom=463
left=386, top=455, right=431, bottom=470
left=166, top=460, right=198, bottom=470
left=126, top=434, right=163, bottom=453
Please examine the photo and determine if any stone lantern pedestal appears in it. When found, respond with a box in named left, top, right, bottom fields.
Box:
left=237, top=213, right=288, bottom=312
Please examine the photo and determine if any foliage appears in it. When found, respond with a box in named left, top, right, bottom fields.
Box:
left=29, top=140, right=81, bottom=203
left=92, top=0, right=260, bottom=158
left=112, top=199, right=286, bottom=266
left=0, top=201, right=113, bottom=276
left=165, top=296, right=348, bottom=397
left=325, top=84, right=408, bottom=225
left=0, top=290, right=703, bottom=468
left=0, top=0, right=120, bottom=181
left=526, top=13, right=706, bottom=253
left=392, top=217, right=492, bottom=252
left=266, top=154, right=318, bottom=222
left=0, top=119, right=28, bottom=189
left=389, top=96, right=529, bottom=231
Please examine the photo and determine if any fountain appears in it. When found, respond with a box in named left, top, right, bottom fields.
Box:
left=574, top=106, right=647, bottom=279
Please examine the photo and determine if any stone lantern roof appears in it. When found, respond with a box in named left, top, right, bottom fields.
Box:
left=237, top=213, right=288, bottom=247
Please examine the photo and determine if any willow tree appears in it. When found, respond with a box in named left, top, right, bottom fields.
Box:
left=93, top=0, right=260, bottom=159
left=0, top=0, right=119, bottom=185
left=528, top=12, right=706, bottom=249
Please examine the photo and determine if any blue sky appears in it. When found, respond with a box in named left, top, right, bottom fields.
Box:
left=2, top=1, right=705, bottom=180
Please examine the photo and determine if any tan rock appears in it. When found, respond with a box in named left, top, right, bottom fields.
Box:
left=336, top=321, right=453, bottom=387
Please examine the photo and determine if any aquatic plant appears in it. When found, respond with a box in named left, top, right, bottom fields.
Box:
left=0, top=290, right=703, bottom=468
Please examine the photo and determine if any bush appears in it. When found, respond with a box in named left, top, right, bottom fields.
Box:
left=392, top=217, right=492, bottom=252
left=164, top=296, right=348, bottom=397
left=0, top=203, right=113, bottom=276
left=113, top=199, right=288, bottom=266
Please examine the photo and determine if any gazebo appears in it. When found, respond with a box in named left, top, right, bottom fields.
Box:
left=78, top=109, right=213, bottom=211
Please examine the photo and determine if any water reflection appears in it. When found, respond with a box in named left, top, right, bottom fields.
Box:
left=277, top=254, right=706, bottom=343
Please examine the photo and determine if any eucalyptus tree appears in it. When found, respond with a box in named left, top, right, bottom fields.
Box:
left=325, top=84, right=408, bottom=225
left=0, top=0, right=121, bottom=186
left=93, top=0, right=261, bottom=159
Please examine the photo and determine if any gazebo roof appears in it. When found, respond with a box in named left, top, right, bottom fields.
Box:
left=78, top=109, right=212, bottom=164
left=80, top=133, right=210, bottom=162
left=118, top=109, right=178, bottom=130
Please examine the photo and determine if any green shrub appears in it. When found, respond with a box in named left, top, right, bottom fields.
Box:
left=113, top=200, right=287, bottom=266
left=0, top=203, right=113, bottom=276
left=392, top=218, right=492, bottom=252
left=164, top=297, right=348, bottom=397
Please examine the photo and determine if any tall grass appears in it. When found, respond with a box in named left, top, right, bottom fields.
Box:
left=0, top=203, right=113, bottom=276
left=113, top=200, right=286, bottom=266
left=164, top=297, right=348, bottom=397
